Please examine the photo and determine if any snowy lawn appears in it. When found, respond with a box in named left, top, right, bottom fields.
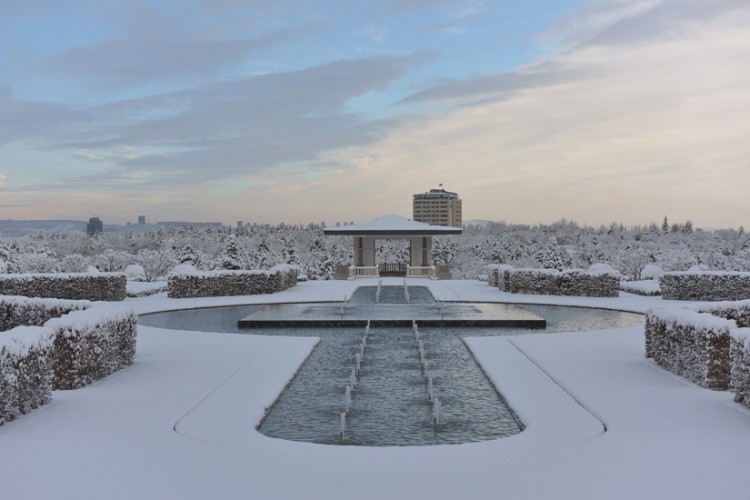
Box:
left=1, top=279, right=749, bottom=499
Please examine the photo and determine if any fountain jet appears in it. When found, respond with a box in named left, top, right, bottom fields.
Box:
left=433, top=397, right=442, bottom=425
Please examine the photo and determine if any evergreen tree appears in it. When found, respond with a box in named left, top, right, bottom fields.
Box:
left=536, top=237, right=570, bottom=270
left=661, top=216, right=669, bottom=234
left=218, top=234, right=243, bottom=270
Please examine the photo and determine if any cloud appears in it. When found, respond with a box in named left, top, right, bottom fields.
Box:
left=316, top=0, right=750, bottom=227
left=33, top=53, right=432, bottom=189
left=0, top=87, right=88, bottom=146
left=41, top=20, right=326, bottom=88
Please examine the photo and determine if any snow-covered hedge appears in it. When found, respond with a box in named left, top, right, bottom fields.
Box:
left=1, top=297, right=137, bottom=423
left=0, top=295, right=91, bottom=329
left=167, top=265, right=298, bottom=298
left=645, top=308, right=733, bottom=390
left=486, top=264, right=513, bottom=288
left=698, top=300, right=750, bottom=328
left=646, top=301, right=750, bottom=401
left=0, top=273, right=127, bottom=301
left=730, top=329, right=750, bottom=409
left=659, top=272, right=750, bottom=301
left=499, top=268, right=620, bottom=297
left=0, top=326, right=54, bottom=425
left=45, top=305, right=137, bottom=390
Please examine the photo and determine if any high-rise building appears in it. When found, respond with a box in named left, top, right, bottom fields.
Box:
left=86, top=217, right=103, bottom=237
left=412, top=188, right=462, bottom=227
left=138, top=215, right=146, bottom=225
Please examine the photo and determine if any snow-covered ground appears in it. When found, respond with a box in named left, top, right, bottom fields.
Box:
left=1, top=279, right=749, bottom=500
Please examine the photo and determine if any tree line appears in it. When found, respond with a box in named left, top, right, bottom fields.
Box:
left=0, top=218, right=748, bottom=281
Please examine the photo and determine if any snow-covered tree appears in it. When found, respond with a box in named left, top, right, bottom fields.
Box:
left=59, top=254, right=90, bottom=273
left=217, top=233, right=244, bottom=270
left=137, top=249, right=175, bottom=281
left=94, top=249, right=134, bottom=272
left=536, top=237, right=571, bottom=271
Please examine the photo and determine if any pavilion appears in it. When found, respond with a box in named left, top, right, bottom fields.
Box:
left=323, top=214, right=462, bottom=279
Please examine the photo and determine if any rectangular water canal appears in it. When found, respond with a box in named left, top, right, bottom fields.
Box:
left=258, top=323, right=524, bottom=446
left=255, top=285, right=525, bottom=446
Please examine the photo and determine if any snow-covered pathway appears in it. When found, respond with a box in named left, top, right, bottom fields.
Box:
left=1, top=280, right=749, bottom=499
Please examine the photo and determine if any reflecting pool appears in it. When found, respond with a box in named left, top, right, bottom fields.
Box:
left=139, top=286, right=643, bottom=446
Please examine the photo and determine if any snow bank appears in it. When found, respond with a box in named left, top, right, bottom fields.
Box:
left=0, top=273, right=127, bottom=301
left=168, top=265, right=298, bottom=298
left=499, top=267, right=620, bottom=297
left=660, top=271, right=750, bottom=301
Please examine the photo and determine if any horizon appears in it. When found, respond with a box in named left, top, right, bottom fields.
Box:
left=1, top=214, right=744, bottom=233
left=1, top=1, right=748, bottom=228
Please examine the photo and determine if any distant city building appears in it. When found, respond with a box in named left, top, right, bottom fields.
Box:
left=413, top=188, right=462, bottom=227
left=237, top=221, right=244, bottom=230
left=157, top=221, right=224, bottom=230
left=138, top=215, right=146, bottom=225
left=86, top=217, right=103, bottom=237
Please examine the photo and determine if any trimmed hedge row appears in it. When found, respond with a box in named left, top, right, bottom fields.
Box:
left=0, top=326, right=54, bottom=425
left=486, top=264, right=513, bottom=288
left=659, top=272, right=750, bottom=301
left=731, top=329, right=750, bottom=409
left=0, top=273, right=127, bottom=301
left=46, top=305, right=137, bottom=390
left=168, top=265, right=298, bottom=298
left=499, top=268, right=620, bottom=297
left=645, top=309, right=733, bottom=390
left=1, top=297, right=137, bottom=424
left=646, top=300, right=750, bottom=408
left=0, top=295, right=90, bottom=330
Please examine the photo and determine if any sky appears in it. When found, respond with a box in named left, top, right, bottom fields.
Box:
left=0, top=0, right=748, bottom=229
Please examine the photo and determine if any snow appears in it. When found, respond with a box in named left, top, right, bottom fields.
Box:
left=0, top=325, right=54, bottom=355
left=1, top=279, right=750, bottom=499
left=732, top=327, right=750, bottom=348
left=44, top=302, right=135, bottom=333
left=647, top=307, right=735, bottom=333
left=641, top=263, right=664, bottom=279
left=126, top=280, right=167, bottom=296
left=669, top=270, right=750, bottom=277
left=586, top=262, right=620, bottom=276
left=621, top=279, right=660, bottom=295
left=322, top=214, right=462, bottom=234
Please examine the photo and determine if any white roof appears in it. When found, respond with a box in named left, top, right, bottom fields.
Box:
left=323, top=214, right=462, bottom=235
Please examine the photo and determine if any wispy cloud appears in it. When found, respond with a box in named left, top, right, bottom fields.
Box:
left=31, top=54, right=433, bottom=189
left=325, top=0, right=750, bottom=227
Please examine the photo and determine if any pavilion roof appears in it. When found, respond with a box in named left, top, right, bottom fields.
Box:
left=322, top=214, right=462, bottom=236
